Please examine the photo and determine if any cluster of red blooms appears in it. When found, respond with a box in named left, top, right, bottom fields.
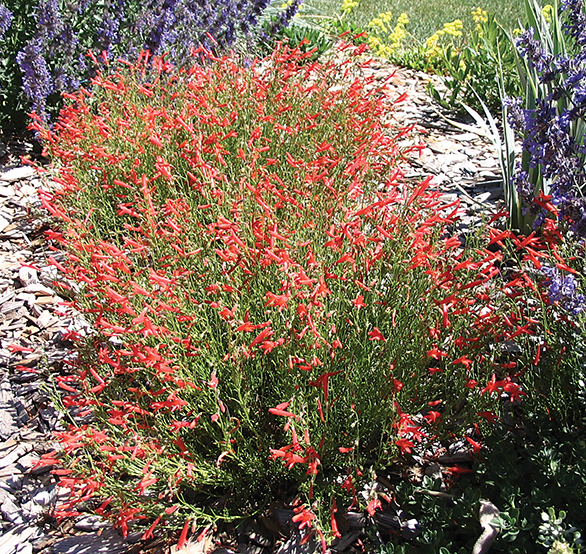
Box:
left=28, top=42, right=575, bottom=541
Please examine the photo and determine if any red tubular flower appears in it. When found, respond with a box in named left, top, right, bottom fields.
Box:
left=264, top=291, right=290, bottom=311
left=177, top=518, right=191, bottom=550
left=465, top=436, right=483, bottom=454
left=250, top=327, right=274, bottom=347
left=392, top=379, right=403, bottom=393
left=395, top=438, right=414, bottom=455
left=451, top=355, right=472, bottom=370
left=208, top=370, right=218, bottom=389
left=427, top=346, right=447, bottom=360
left=236, top=312, right=256, bottom=332
left=481, top=375, right=500, bottom=396
left=269, top=448, right=307, bottom=469
left=368, top=327, right=386, bottom=342
left=366, top=497, right=382, bottom=516
left=478, top=411, right=498, bottom=423
left=445, top=466, right=474, bottom=478
left=423, top=411, right=441, bottom=425
left=502, top=378, right=526, bottom=403
left=143, top=515, right=163, bottom=541
left=269, top=401, right=297, bottom=418
left=309, top=371, right=341, bottom=403
left=331, top=499, right=341, bottom=538
left=292, top=506, right=315, bottom=530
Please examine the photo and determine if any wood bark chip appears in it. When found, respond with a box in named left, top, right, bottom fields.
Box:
left=471, top=500, right=500, bottom=554
left=52, top=529, right=133, bottom=554
left=0, top=378, right=18, bottom=440
left=0, top=523, right=39, bottom=554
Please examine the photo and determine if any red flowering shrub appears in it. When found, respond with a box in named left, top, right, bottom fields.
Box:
left=33, top=43, right=577, bottom=540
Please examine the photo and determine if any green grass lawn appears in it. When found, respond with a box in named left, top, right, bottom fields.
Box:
left=301, top=0, right=537, bottom=43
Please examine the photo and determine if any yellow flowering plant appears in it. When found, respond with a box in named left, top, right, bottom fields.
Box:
left=424, top=19, right=464, bottom=59
left=366, top=11, right=410, bottom=57
left=541, top=3, right=555, bottom=23
left=328, top=4, right=522, bottom=115
left=472, top=6, right=489, bottom=29
left=341, top=0, right=360, bottom=15
left=425, top=8, right=522, bottom=113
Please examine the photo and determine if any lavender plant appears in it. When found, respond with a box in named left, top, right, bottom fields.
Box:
left=505, top=0, right=586, bottom=239
left=501, top=0, right=586, bottom=394
left=1, top=0, right=301, bottom=132
left=0, top=0, right=36, bottom=132
left=0, top=4, right=12, bottom=40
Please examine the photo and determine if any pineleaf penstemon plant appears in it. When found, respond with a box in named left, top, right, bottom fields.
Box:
left=33, top=42, right=583, bottom=543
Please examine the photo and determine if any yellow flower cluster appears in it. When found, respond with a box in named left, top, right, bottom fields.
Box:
left=542, top=3, right=554, bottom=23
left=341, top=0, right=360, bottom=14
left=471, top=6, right=488, bottom=31
left=391, top=13, right=410, bottom=44
left=366, top=11, right=409, bottom=57
left=368, top=11, right=394, bottom=35
left=472, top=6, right=488, bottom=25
left=425, top=19, right=463, bottom=57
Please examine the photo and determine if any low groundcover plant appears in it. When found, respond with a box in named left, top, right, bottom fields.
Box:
left=32, top=42, right=583, bottom=544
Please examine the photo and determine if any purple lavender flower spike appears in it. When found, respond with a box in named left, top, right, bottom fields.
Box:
left=36, top=0, right=62, bottom=41
left=144, top=0, right=179, bottom=55
left=561, top=0, right=586, bottom=50
left=0, top=4, right=12, bottom=41
left=262, top=0, right=303, bottom=40
left=16, top=37, right=53, bottom=121
left=516, top=28, right=553, bottom=74
left=6, top=0, right=300, bottom=129
left=97, top=0, right=126, bottom=53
